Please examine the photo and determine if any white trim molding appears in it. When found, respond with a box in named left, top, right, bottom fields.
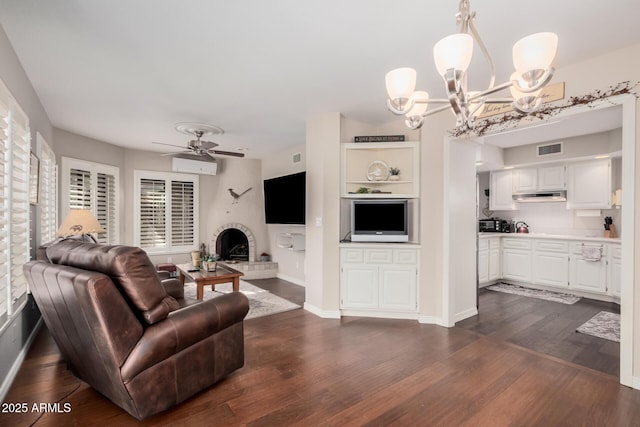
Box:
left=303, top=303, right=341, bottom=319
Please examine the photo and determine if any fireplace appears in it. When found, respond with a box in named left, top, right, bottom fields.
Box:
left=212, top=223, right=256, bottom=262
left=216, top=228, right=249, bottom=261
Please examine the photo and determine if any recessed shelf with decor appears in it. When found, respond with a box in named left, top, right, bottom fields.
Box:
left=341, top=141, right=419, bottom=198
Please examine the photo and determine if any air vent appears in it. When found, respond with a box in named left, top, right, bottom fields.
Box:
left=537, top=142, right=563, bottom=157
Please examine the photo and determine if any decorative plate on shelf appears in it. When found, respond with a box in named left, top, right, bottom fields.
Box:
left=366, top=160, right=390, bottom=181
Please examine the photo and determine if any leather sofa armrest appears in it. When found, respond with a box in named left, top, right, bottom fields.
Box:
left=157, top=270, right=171, bottom=280
left=161, top=277, right=184, bottom=299
left=121, top=292, right=249, bottom=382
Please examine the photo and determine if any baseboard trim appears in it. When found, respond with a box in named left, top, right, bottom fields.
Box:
left=454, top=307, right=478, bottom=323
left=340, top=309, right=418, bottom=320
left=418, top=315, right=450, bottom=327
left=276, top=273, right=305, bottom=287
left=632, top=376, right=640, bottom=390
left=303, top=303, right=340, bottom=319
left=0, top=317, right=43, bottom=402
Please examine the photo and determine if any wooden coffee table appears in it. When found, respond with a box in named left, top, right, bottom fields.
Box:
left=176, top=263, right=244, bottom=300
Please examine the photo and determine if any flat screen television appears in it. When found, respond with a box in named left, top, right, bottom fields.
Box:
left=351, top=199, right=408, bottom=242
left=263, top=172, right=306, bottom=225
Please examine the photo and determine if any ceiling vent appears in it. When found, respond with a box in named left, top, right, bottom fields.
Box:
left=537, top=142, right=563, bottom=157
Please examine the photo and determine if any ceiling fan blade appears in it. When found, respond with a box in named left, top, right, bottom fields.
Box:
left=153, top=141, right=188, bottom=149
left=159, top=150, right=191, bottom=156
left=212, top=149, right=245, bottom=158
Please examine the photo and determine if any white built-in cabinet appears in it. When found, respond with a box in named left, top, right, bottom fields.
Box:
left=513, top=169, right=537, bottom=193
left=490, top=170, right=516, bottom=210
left=532, top=240, right=569, bottom=288
left=501, top=238, right=532, bottom=282
left=340, top=245, right=418, bottom=314
left=537, top=165, right=566, bottom=191
left=566, top=159, right=612, bottom=209
left=480, top=234, right=619, bottom=301
left=478, top=237, right=500, bottom=285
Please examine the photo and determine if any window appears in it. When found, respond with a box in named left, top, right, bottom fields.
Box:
left=134, top=170, right=199, bottom=253
left=61, top=158, right=119, bottom=244
left=0, top=79, right=31, bottom=331
left=38, top=133, right=57, bottom=244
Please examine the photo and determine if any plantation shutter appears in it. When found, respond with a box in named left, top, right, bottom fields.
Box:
left=171, top=180, right=195, bottom=246
left=139, top=178, right=166, bottom=248
left=69, top=168, right=92, bottom=209
left=96, top=172, right=116, bottom=244
left=0, top=99, right=9, bottom=327
left=39, top=138, right=57, bottom=244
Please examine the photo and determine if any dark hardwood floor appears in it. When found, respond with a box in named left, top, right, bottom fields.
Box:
left=2, top=279, right=639, bottom=426
left=458, top=288, right=621, bottom=376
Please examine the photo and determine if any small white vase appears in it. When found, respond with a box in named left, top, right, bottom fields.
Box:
left=389, top=175, right=400, bottom=181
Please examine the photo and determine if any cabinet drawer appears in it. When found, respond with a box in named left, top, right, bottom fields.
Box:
left=478, top=239, right=489, bottom=251
left=341, top=248, right=364, bottom=263
left=503, top=238, right=531, bottom=250
left=571, top=242, right=606, bottom=256
left=534, top=240, right=569, bottom=253
left=364, top=249, right=393, bottom=264
left=393, top=249, right=417, bottom=264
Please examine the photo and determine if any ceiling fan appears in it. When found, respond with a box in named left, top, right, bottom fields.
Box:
left=153, top=123, right=245, bottom=158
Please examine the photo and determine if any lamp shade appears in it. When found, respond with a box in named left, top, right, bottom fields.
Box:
left=385, top=67, right=417, bottom=101
left=405, top=91, right=429, bottom=117
left=433, top=33, right=474, bottom=76
left=56, top=209, right=105, bottom=237
left=512, top=32, right=558, bottom=73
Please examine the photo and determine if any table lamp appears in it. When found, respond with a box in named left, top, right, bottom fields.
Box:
left=56, top=209, right=105, bottom=242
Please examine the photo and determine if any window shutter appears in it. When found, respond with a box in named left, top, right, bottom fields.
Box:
left=39, top=138, right=57, bottom=244
left=171, top=180, right=195, bottom=246
left=96, top=172, right=116, bottom=244
left=69, top=168, right=92, bottom=209
left=0, top=100, right=9, bottom=326
left=139, top=178, right=166, bottom=248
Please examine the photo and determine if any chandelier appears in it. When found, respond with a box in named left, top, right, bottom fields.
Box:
left=385, top=0, right=558, bottom=130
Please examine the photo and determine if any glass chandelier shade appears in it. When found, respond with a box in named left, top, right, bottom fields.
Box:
left=385, top=68, right=417, bottom=102
left=512, top=32, right=558, bottom=74
left=433, top=33, right=474, bottom=76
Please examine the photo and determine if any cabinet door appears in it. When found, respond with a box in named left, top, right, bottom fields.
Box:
left=608, top=256, right=621, bottom=297
left=532, top=251, right=569, bottom=288
left=538, top=165, right=566, bottom=190
left=567, top=159, right=611, bottom=209
left=513, top=169, right=537, bottom=193
left=379, top=265, right=417, bottom=311
left=478, top=250, right=489, bottom=284
left=502, top=249, right=531, bottom=282
left=490, top=170, right=516, bottom=210
left=341, top=264, right=379, bottom=309
left=570, top=257, right=607, bottom=294
left=488, top=248, right=500, bottom=282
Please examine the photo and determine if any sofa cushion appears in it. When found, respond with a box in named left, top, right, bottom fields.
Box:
left=45, top=240, right=179, bottom=324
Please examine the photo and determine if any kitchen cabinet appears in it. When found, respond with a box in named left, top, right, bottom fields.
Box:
left=569, top=242, right=607, bottom=294
left=340, top=246, right=418, bottom=313
left=513, top=168, right=538, bottom=193
left=478, top=237, right=500, bottom=286
left=608, top=244, right=621, bottom=298
left=502, top=238, right=531, bottom=282
left=532, top=240, right=569, bottom=288
left=490, top=170, right=516, bottom=210
left=566, top=159, right=612, bottom=209
left=538, top=165, right=566, bottom=190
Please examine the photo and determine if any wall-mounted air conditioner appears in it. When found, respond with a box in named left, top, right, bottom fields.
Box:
left=171, top=154, right=217, bottom=175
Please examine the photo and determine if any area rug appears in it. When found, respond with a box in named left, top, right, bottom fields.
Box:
left=183, top=280, right=300, bottom=320
left=486, top=283, right=581, bottom=305
left=576, top=311, right=620, bottom=342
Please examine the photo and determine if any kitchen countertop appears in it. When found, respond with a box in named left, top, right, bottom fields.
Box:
left=478, top=232, right=620, bottom=243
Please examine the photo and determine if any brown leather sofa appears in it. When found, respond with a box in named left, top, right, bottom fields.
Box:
left=23, top=239, right=249, bottom=420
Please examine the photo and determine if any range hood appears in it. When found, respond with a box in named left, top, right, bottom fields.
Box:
left=512, top=190, right=567, bottom=203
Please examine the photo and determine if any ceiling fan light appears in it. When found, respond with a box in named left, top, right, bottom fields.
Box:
left=433, top=33, right=474, bottom=76
left=405, top=91, right=429, bottom=117
left=512, top=32, right=558, bottom=73
left=385, top=67, right=417, bottom=102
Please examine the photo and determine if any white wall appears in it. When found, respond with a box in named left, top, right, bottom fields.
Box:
left=261, top=143, right=306, bottom=285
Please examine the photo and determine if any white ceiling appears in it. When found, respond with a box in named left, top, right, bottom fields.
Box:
left=1, top=1, right=639, bottom=158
